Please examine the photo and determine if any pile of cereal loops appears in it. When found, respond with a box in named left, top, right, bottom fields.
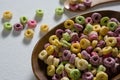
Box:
left=38, top=12, right=120, bottom=80
left=69, top=0, right=92, bottom=11
left=2, top=10, right=50, bottom=39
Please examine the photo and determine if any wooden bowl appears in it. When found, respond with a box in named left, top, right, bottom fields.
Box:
left=31, top=10, right=120, bottom=80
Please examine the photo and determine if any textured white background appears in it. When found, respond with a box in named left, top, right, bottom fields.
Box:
left=0, top=0, right=120, bottom=80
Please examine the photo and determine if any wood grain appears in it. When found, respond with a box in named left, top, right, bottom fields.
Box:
left=32, top=10, right=120, bottom=80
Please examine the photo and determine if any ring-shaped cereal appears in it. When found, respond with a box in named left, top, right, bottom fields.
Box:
left=65, top=63, right=75, bottom=74
left=38, top=50, right=48, bottom=60
left=46, top=55, right=54, bottom=65
left=56, top=64, right=64, bottom=74
left=76, top=59, right=88, bottom=70
left=75, top=16, right=85, bottom=24
left=46, top=45, right=54, bottom=55
left=69, top=69, right=81, bottom=80
left=49, top=35, right=59, bottom=44
left=53, top=58, right=60, bottom=67
left=107, top=21, right=117, bottom=31
left=3, top=11, right=12, bottom=19
left=102, top=46, right=112, bottom=55
left=71, top=42, right=81, bottom=53
left=96, top=72, right=108, bottom=80
left=40, top=24, right=49, bottom=32
left=80, top=38, right=91, bottom=49
left=93, top=24, right=101, bottom=32
left=4, top=22, right=12, bottom=30
left=92, top=40, right=98, bottom=48
left=47, top=65, right=55, bottom=76
left=24, top=29, right=34, bottom=39
left=61, top=77, right=69, bottom=80
left=99, top=26, right=109, bottom=36
left=100, top=17, right=110, bottom=26
left=105, top=37, right=117, bottom=47
left=93, top=47, right=102, bottom=56
left=20, top=16, right=28, bottom=26
left=64, top=19, right=74, bottom=29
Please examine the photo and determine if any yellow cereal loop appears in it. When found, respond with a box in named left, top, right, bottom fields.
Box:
left=92, top=40, right=98, bottom=48
left=112, top=47, right=119, bottom=57
left=53, top=39, right=62, bottom=48
left=93, top=24, right=101, bottom=32
left=47, top=65, right=55, bottom=76
left=64, top=19, right=74, bottom=29
left=99, top=26, right=109, bottom=36
left=3, top=11, right=12, bottom=19
left=96, top=72, right=108, bottom=80
left=105, top=37, right=117, bottom=47
left=98, top=35, right=104, bottom=41
left=77, top=53, right=84, bottom=59
left=46, top=45, right=54, bottom=55
left=49, top=35, right=59, bottom=44
left=94, top=47, right=102, bottom=56
left=80, top=38, right=91, bottom=49
left=40, top=24, right=49, bottom=32
left=24, top=29, right=34, bottom=39
left=102, top=46, right=112, bottom=55
left=71, top=43, right=81, bottom=53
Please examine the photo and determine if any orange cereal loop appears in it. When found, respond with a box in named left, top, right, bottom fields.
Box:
left=3, top=11, right=12, bottom=19
left=40, top=24, right=49, bottom=33
left=24, top=29, right=34, bottom=39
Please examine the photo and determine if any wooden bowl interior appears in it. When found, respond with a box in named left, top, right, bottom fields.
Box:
left=32, top=10, right=120, bottom=80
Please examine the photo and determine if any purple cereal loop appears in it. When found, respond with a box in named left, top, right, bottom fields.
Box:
left=62, top=50, right=71, bottom=60
left=84, top=0, right=92, bottom=7
left=103, top=57, right=115, bottom=68
left=65, top=29, right=72, bottom=34
left=91, top=13, right=102, bottom=23
left=88, top=34, right=98, bottom=41
left=69, top=4, right=79, bottom=11
left=55, top=29, right=64, bottom=38
left=44, top=43, right=50, bottom=49
left=69, top=54, right=76, bottom=64
left=62, top=70, right=68, bottom=77
left=110, top=18, right=119, bottom=24
left=52, top=74, right=61, bottom=80
left=90, top=55, right=100, bottom=66
left=115, top=27, right=120, bottom=36
left=78, top=3, right=86, bottom=11
left=86, top=46, right=93, bottom=54
left=81, top=50, right=90, bottom=60
left=97, top=40, right=106, bottom=48
left=82, top=72, right=93, bottom=80
left=14, top=23, right=23, bottom=31
left=85, top=17, right=93, bottom=24
left=70, top=32, right=79, bottom=42
left=79, top=34, right=88, bottom=40
left=107, top=31, right=117, bottom=37
left=74, top=23, right=83, bottom=31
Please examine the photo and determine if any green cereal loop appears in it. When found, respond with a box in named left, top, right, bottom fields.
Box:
left=62, top=32, right=71, bottom=41
left=61, top=61, right=68, bottom=65
left=65, top=63, right=75, bottom=74
left=60, top=38, right=71, bottom=48
left=100, top=17, right=110, bottom=26
left=36, top=9, right=44, bottom=17
left=70, top=69, right=81, bottom=80
left=56, top=64, right=64, bottom=74
left=107, top=21, right=117, bottom=31
left=85, top=23, right=93, bottom=32
left=4, top=22, right=12, bottom=30
left=88, top=64, right=92, bottom=71
left=55, top=7, right=64, bottom=15
left=75, top=16, right=85, bottom=24
left=97, top=65, right=106, bottom=73
left=20, top=16, right=28, bottom=25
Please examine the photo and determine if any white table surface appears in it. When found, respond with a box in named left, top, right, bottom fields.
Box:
left=0, top=0, right=120, bottom=80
